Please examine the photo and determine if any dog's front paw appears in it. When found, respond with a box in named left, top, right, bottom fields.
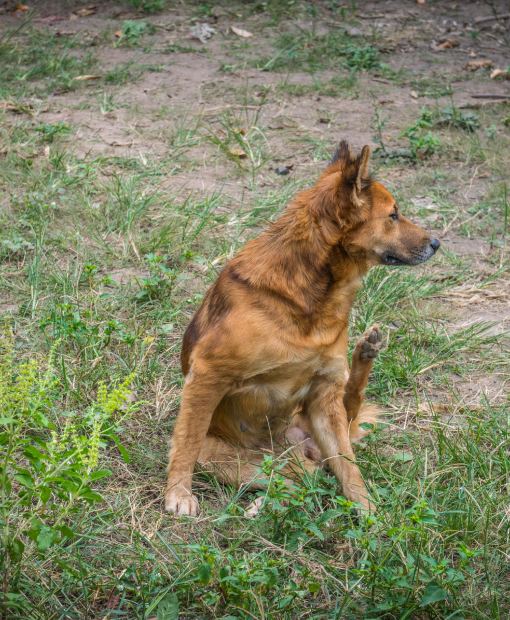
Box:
left=165, top=486, right=199, bottom=516
left=356, top=325, right=384, bottom=361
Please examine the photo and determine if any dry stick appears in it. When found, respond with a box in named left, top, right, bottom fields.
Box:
left=471, top=94, right=510, bottom=100
left=474, top=12, right=510, bottom=24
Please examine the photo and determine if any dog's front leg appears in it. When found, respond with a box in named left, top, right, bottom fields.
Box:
left=306, top=379, right=374, bottom=512
left=165, top=369, right=230, bottom=516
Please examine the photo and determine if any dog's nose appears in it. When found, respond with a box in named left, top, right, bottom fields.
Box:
left=430, top=238, right=440, bottom=252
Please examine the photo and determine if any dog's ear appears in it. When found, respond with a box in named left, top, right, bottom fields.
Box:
left=331, top=141, right=371, bottom=190
left=330, top=140, right=352, bottom=166
left=340, top=144, right=371, bottom=205
left=354, top=145, right=371, bottom=193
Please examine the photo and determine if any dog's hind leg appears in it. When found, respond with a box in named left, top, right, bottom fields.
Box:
left=198, top=434, right=319, bottom=487
left=198, top=434, right=319, bottom=516
left=197, top=435, right=268, bottom=489
left=343, top=325, right=383, bottom=422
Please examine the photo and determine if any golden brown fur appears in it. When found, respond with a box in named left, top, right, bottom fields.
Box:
left=165, top=141, right=440, bottom=516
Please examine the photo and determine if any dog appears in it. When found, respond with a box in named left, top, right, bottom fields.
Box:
left=165, top=141, right=440, bottom=516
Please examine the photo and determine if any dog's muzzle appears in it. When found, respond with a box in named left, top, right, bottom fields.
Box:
left=381, top=238, right=441, bottom=266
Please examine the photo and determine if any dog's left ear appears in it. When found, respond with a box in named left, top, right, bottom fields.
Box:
left=343, top=145, right=371, bottom=206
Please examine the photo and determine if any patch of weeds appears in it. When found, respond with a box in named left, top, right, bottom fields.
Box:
left=257, top=31, right=380, bottom=73
left=0, top=27, right=97, bottom=97
left=100, top=174, right=158, bottom=236
left=203, top=111, right=269, bottom=180
left=168, top=116, right=202, bottom=151
left=402, top=109, right=441, bottom=161
left=103, top=62, right=148, bottom=84
left=374, top=63, right=410, bottom=84
left=0, top=234, right=34, bottom=261
left=0, top=329, right=137, bottom=618
left=433, top=105, right=479, bottom=133
left=135, top=253, right=177, bottom=303
left=115, top=20, right=155, bottom=47
left=145, top=192, right=225, bottom=259
left=34, top=122, right=71, bottom=144
left=463, top=181, right=510, bottom=242
left=40, top=304, right=136, bottom=358
left=276, top=71, right=358, bottom=97
left=98, top=92, right=119, bottom=114
left=126, top=0, right=166, bottom=13
left=409, top=76, right=453, bottom=99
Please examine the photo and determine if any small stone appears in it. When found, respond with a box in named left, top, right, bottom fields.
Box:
left=274, top=165, right=293, bottom=175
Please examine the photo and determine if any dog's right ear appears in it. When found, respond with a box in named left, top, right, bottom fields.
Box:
left=330, top=140, right=352, bottom=166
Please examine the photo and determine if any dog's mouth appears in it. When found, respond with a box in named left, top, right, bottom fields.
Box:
left=381, top=253, right=409, bottom=266
left=380, top=243, right=439, bottom=266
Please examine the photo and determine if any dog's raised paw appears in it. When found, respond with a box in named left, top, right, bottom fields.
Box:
left=356, top=325, right=384, bottom=361
left=165, top=488, right=199, bottom=517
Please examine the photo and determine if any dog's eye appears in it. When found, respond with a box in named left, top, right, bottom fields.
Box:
left=389, top=212, right=399, bottom=221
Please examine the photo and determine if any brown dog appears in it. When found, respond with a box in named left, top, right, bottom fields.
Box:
left=165, top=141, right=440, bottom=516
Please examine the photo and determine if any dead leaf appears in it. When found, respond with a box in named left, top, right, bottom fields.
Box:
left=14, top=3, right=29, bottom=12
left=229, top=147, right=246, bottom=158
left=73, top=5, right=96, bottom=17
left=37, top=15, right=66, bottom=24
left=73, top=74, right=101, bottom=81
left=490, top=68, right=510, bottom=80
left=0, top=101, right=33, bottom=114
left=410, top=90, right=418, bottom=99
left=416, top=0, right=426, bottom=4
left=106, top=593, right=120, bottom=609
left=433, top=37, right=460, bottom=50
left=465, top=58, right=493, bottom=71
left=231, top=26, right=253, bottom=38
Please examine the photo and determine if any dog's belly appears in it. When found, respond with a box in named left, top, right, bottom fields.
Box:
left=209, top=369, right=315, bottom=448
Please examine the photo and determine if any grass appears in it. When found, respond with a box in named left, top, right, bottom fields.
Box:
left=0, top=3, right=509, bottom=619
left=256, top=31, right=381, bottom=73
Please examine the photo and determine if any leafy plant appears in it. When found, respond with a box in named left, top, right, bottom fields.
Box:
left=434, top=105, right=479, bottom=132
left=116, top=20, right=154, bottom=46
left=126, top=0, right=166, bottom=13
left=34, top=122, right=71, bottom=143
left=135, top=253, right=177, bottom=302
left=402, top=109, right=441, bottom=161
left=0, top=329, right=136, bottom=616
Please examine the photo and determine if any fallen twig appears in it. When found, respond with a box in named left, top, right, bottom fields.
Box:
left=474, top=12, right=510, bottom=24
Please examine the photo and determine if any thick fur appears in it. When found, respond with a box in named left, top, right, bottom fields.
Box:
left=165, top=141, right=439, bottom=516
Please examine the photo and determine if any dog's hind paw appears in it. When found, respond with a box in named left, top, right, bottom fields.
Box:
left=245, top=496, right=265, bottom=518
left=165, top=487, right=199, bottom=517
left=355, top=325, right=384, bottom=361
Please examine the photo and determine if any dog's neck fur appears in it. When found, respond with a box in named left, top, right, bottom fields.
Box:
left=232, top=179, right=368, bottom=318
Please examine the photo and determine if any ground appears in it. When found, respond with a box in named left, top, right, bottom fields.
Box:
left=0, top=1, right=509, bottom=618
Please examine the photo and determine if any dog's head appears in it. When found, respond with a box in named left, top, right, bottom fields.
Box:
left=319, top=141, right=440, bottom=266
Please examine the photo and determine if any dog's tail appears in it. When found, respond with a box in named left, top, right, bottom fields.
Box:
left=349, top=403, right=382, bottom=443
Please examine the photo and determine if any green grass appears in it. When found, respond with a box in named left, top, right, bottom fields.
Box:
left=0, top=27, right=97, bottom=98
left=0, top=5, right=509, bottom=619
left=256, top=31, right=381, bottom=73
